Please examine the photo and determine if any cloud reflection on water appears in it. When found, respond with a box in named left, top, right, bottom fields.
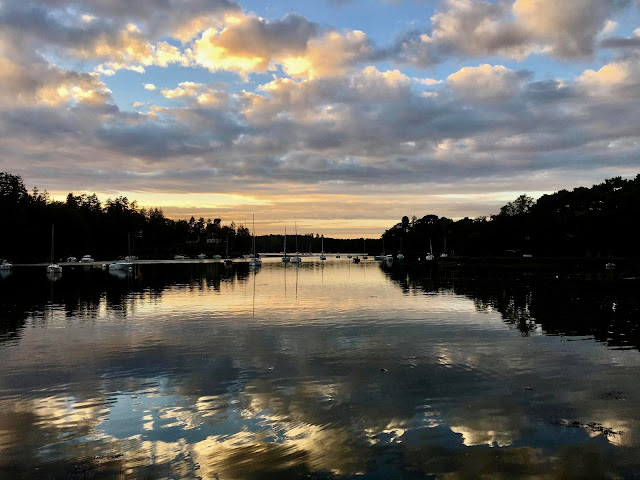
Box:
left=1, top=260, right=640, bottom=478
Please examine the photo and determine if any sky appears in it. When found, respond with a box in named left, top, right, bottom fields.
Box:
left=1, top=0, right=639, bottom=238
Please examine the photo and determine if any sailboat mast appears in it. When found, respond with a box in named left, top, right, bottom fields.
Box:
left=51, top=224, right=55, bottom=263
left=252, top=214, right=256, bottom=256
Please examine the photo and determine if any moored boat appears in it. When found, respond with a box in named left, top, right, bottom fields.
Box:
left=282, top=226, right=290, bottom=263
left=291, top=222, right=302, bottom=264
left=249, top=215, right=262, bottom=268
left=109, top=258, right=133, bottom=270
left=47, top=225, right=62, bottom=273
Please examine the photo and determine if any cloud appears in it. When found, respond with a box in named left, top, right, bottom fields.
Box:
left=1, top=0, right=640, bottom=234
left=281, top=30, right=372, bottom=79
left=393, top=0, right=634, bottom=67
left=431, top=0, right=534, bottom=59
left=576, top=56, right=640, bottom=96
left=601, top=26, right=640, bottom=48
left=0, top=0, right=233, bottom=75
left=191, top=13, right=318, bottom=78
left=160, top=82, right=230, bottom=108
left=447, top=64, right=527, bottom=101
left=578, top=62, right=631, bottom=88
left=191, top=13, right=372, bottom=80
left=512, top=0, right=631, bottom=58
left=161, top=82, right=206, bottom=99
left=0, top=36, right=113, bottom=108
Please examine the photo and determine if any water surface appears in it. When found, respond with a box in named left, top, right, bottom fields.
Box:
left=1, top=259, right=639, bottom=479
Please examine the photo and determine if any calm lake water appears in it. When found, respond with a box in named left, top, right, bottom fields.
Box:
left=1, top=259, right=639, bottom=479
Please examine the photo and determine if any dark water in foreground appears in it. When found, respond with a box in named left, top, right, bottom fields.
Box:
left=1, top=259, right=640, bottom=479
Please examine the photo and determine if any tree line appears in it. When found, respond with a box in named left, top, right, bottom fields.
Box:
left=2, top=172, right=639, bottom=262
left=382, top=174, right=640, bottom=258
left=0, top=172, right=377, bottom=261
left=0, top=172, right=255, bottom=262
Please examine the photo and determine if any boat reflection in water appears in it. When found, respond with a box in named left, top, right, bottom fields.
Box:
left=1, top=259, right=640, bottom=479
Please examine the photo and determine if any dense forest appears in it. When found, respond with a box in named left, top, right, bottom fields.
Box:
left=1, top=172, right=639, bottom=262
left=0, top=172, right=373, bottom=262
left=382, top=174, right=640, bottom=258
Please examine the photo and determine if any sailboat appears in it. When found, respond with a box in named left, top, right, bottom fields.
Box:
left=291, top=222, right=302, bottom=263
left=397, top=237, right=404, bottom=261
left=110, top=233, right=134, bottom=270
left=282, top=226, right=290, bottom=263
left=249, top=215, right=262, bottom=267
left=174, top=242, right=187, bottom=260
left=125, top=233, right=137, bottom=261
left=320, top=235, right=326, bottom=260
left=47, top=225, right=62, bottom=273
left=440, top=236, right=448, bottom=258
left=224, top=234, right=233, bottom=266
left=375, top=238, right=385, bottom=261
left=362, top=239, right=368, bottom=260
left=425, top=238, right=434, bottom=261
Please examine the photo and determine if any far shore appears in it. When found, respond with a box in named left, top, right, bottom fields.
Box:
left=5, top=255, right=637, bottom=271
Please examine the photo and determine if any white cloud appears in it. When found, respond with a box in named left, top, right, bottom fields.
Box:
left=447, top=64, right=523, bottom=100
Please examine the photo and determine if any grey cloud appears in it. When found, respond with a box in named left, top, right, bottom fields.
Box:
left=33, top=0, right=240, bottom=38
left=4, top=58, right=639, bottom=191
left=521, top=80, right=577, bottom=103
left=386, top=0, right=635, bottom=68
left=389, top=29, right=439, bottom=67
left=97, top=122, right=217, bottom=159
left=0, top=2, right=119, bottom=49
left=601, top=37, right=640, bottom=48
left=214, top=13, right=317, bottom=55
